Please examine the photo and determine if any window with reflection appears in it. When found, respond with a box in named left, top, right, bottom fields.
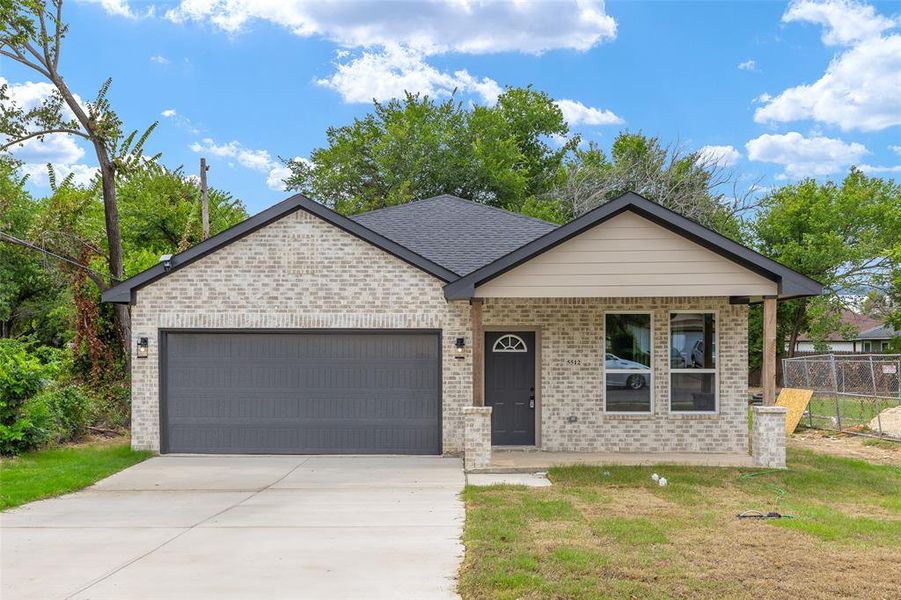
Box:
left=670, top=312, right=717, bottom=412
left=604, top=313, right=652, bottom=413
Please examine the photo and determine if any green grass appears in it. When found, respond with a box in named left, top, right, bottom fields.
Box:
left=459, top=449, right=901, bottom=599
left=0, top=439, right=152, bottom=510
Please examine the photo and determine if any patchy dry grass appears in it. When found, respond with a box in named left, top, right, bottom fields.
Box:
left=459, top=449, right=901, bottom=599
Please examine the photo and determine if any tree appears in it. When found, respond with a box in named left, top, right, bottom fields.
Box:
left=0, top=0, right=158, bottom=355
left=551, top=132, right=754, bottom=237
left=753, top=168, right=901, bottom=359
left=285, top=87, right=576, bottom=217
left=0, top=158, right=68, bottom=342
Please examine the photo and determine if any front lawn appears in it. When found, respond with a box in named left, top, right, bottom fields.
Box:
left=0, top=438, right=152, bottom=510
left=460, top=449, right=901, bottom=599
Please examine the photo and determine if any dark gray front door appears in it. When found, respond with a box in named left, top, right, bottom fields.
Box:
left=485, top=332, right=536, bottom=446
left=161, top=331, right=441, bottom=455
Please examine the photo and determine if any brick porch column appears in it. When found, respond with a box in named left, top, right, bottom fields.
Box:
left=752, top=406, right=787, bottom=468
left=463, top=406, right=492, bottom=471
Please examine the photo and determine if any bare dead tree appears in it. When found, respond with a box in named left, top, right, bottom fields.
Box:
left=551, top=136, right=764, bottom=233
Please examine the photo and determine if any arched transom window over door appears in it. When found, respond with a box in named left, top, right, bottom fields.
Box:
left=492, top=334, right=528, bottom=353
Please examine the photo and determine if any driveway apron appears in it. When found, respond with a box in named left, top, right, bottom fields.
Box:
left=1, top=455, right=465, bottom=599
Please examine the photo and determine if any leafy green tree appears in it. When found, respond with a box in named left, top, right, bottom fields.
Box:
left=1, top=0, right=159, bottom=352
left=285, top=87, right=576, bottom=217
left=753, top=168, right=900, bottom=359
left=551, top=133, right=750, bottom=237
left=0, top=159, right=69, bottom=343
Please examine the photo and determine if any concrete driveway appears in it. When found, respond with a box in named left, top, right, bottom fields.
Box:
left=1, top=455, right=465, bottom=599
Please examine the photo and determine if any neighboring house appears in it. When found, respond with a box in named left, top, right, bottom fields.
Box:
left=789, top=311, right=896, bottom=353
left=101, top=192, right=821, bottom=456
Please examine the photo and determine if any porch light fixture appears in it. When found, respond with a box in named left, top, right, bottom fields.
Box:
left=455, top=337, right=465, bottom=359
left=137, top=337, right=149, bottom=359
left=159, top=254, right=173, bottom=271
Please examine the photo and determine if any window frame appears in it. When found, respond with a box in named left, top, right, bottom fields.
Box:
left=669, top=310, right=719, bottom=415
left=862, top=341, right=872, bottom=352
left=603, top=310, right=654, bottom=415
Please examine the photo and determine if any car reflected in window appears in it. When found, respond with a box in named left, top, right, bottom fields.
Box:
left=605, top=353, right=649, bottom=389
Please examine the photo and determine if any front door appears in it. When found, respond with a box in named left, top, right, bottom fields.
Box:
left=485, top=332, right=536, bottom=445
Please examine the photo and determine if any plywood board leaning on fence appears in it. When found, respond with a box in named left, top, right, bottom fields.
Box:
left=776, top=388, right=814, bottom=434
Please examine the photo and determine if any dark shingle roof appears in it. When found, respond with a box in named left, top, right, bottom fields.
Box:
left=350, top=195, right=558, bottom=276
left=858, top=324, right=897, bottom=340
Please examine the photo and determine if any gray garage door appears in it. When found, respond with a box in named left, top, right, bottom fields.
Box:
left=161, top=331, right=441, bottom=454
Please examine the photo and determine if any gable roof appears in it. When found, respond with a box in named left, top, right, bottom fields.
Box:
left=350, top=195, right=557, bottom=276
left=796, top=311, right=883, bottom=342
left=443, top=192, right=823, bottom=301
left=101, top=194, right=458, bottom=304
left=102, top=191, right=822, bottom=306
left=858, top=324, right=897, bottom=340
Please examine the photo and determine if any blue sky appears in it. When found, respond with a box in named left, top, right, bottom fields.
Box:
left=2, top=0, right=899, bottom=213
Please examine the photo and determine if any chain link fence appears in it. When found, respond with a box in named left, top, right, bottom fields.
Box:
left=782, top=354, right=901, bottom=440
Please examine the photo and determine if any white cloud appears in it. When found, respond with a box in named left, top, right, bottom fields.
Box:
left=745, top=132, right=868, bottom=177
left=189, top=137, right=305, bottom=191
left=82, top=0, right=137, bottom=19
left=555, top=99, right=623, bottom=126
left=755, top=2, right=901, bottom=131
left=783, top=0, right=897, bottom=46
left=19, top=163, right=99, bottom=187
left=316, top=46, right=502, bottom=104
left=889, top=145, right=901, bottom=155
left=164, top=0, right=616, bottom=55
left=858, top=164, right=901, bottom=174
left=697, top=145, right=742, bottom=167
left=150, top=54, right=170, bottom=64
left=6, top=135, right=85, bottom=165
left=0, top=77, right=94, bottom=188
left=161, top=109, right=177, bottom=118
left=737, top=59, right=757, bottom=71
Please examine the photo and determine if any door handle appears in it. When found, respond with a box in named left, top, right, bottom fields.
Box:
left=529, top=388, right=535, bottom=409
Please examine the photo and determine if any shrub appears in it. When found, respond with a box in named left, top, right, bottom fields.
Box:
left=0, top=338, right=63, bottom=454
left=0, top=395, right=53, bottom=454
left=35, top=385, right=96, bottom=443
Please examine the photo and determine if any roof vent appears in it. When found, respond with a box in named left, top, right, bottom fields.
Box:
left=159, top=254, right=173, bottom=271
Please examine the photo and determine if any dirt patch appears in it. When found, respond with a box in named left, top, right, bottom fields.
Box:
left=790, top=429, right=901, bottom=466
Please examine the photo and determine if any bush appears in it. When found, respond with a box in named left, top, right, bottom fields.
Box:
left=0, top=339, right=54, bottom=454
left=0, top=395, right=53, bottom=454
left=33, top=385, right=96, bottom=443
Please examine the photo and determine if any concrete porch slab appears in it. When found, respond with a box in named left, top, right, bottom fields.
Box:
left=473, top=450, right=755, bottom=473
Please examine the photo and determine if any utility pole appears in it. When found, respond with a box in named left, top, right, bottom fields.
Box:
left=200, top=157, right=210, bottom=240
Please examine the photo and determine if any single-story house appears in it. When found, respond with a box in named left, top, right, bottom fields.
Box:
left=102, top=192, right=821, bottom=457
left=788, top=311, right=896, bottom=353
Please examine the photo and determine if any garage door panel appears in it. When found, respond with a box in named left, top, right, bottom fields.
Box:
left=162, top=332, right=441, bottom=454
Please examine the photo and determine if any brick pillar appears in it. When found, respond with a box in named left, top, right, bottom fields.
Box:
left=463, top=406, right=492, bottom=471
left=752, top=406, right=787, bottom=468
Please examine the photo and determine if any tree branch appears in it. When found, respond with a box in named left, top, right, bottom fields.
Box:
left=0, top=231, right=111, bottom=290
left=53, top=0, right=63, bottom=70
left=0, top=128, right=90, bottom=150
left=0, top=48, right=52, bottom=78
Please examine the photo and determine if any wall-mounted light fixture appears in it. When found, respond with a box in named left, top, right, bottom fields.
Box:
left=159, top=254, right=173, bottom=271
left=454, top=337, right=465, bottom=359
left=137, top=337, right=149, bottom=359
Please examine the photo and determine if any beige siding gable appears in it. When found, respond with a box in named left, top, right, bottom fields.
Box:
left=475, top=211, right=778, bottom=298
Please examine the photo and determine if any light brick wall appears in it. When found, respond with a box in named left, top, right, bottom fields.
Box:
left=463, top=407, right=493, bottom=471
left=131, top=208, right=472, bottom=452
left=482, top=297, right=750, bottom=453
left=751, top=406, right=787, bottom=468
left=130, top=208, right=751, bottom=456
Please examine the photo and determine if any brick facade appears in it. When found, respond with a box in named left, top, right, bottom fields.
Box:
left=130, top=207, right=750, bottom=456
left=482, top=297, right=750, bottom=454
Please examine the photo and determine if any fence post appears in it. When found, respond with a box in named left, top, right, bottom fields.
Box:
left=868, top=356, right=882, bottom=437
left=828, top=355, right=840, bottom=432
